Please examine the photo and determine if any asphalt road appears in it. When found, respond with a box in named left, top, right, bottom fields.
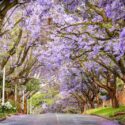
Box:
left=0, top=114, right=119, bottom=125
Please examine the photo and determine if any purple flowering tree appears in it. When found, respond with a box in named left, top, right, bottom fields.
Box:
left=1, top=0, right=125, bottom=111
left=59, top=63, right=99, bottom=111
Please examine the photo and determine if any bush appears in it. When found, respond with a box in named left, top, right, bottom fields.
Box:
left=0, top=101, right=17, bottom=113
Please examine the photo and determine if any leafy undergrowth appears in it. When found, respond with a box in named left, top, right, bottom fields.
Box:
left=113, top=114, right=125, bottom=125
left=84, top=106, right=125, bottom=124
left=0, top=104, right=17, bottom=119
left=0, top=113, right=6, bottom=119
left=0, top=112, right=17, bottom=119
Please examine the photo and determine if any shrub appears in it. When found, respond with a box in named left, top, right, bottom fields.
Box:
left=1, top=101, right=17, bottom=113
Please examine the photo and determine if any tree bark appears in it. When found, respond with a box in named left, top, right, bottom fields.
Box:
left=111, top=95, right=119, bottom=108
left=109, top=92, right=119, bottom=108
left=80, top=103, right=85, bottom=113
left=89, top=101, right=95, bottom=108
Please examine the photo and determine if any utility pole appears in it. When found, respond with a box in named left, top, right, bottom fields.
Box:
left=15, top=84, right=17, bottom=103
left=22, top=90, right=25, bottom=110
left=2, top=67, right=5, bottom=106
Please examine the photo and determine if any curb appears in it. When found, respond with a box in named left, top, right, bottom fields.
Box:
left=117, top=121, right=125, bottom=125
left=0, top=114, right=16, bottom=122
left=0, top=113, right=20, bottom=122
left=84, top=114, right=121, bottom=125
left=0, top=117, right=6, bottom=122
left=89, top=114, right=112, bottom=120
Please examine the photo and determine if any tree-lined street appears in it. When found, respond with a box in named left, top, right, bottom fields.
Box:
left=0, top=0, right=125, bottom=124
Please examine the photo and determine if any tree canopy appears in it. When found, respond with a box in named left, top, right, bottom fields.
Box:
left=1, top=0, right=125, bottom=113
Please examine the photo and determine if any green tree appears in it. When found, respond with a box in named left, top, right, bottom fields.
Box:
left=26, top=79, right=40, bottom=92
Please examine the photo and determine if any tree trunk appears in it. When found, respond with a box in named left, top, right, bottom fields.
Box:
left=80, top=104, right=85, bottom=113
left=109, top=91, right=119, bottom=108
left=77, top=101, right=85, bottom=113
left=122, top=75, right=125, bottom=83
left=24, top=97, right=27, bottom=114
left=110, top=95, right=119, bottom=108
left=89, top=101, right=95, bottom=108
left=109, top=76, right=119, bottom=108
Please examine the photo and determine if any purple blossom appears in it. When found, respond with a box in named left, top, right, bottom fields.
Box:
left=119, top=28, right=125, bottom=53
left=120, top=28, right=125, bottom=38
left=25, top=9, right=33, bottom=16
left=105, top=4, right=112, bottom=17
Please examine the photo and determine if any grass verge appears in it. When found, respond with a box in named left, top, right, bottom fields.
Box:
left=84, top=106, right=125, bottom=125
left=0, top=113, right=6, bottom=121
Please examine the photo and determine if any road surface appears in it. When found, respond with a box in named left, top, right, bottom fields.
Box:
left=0, top=114, right=119, bottom=125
